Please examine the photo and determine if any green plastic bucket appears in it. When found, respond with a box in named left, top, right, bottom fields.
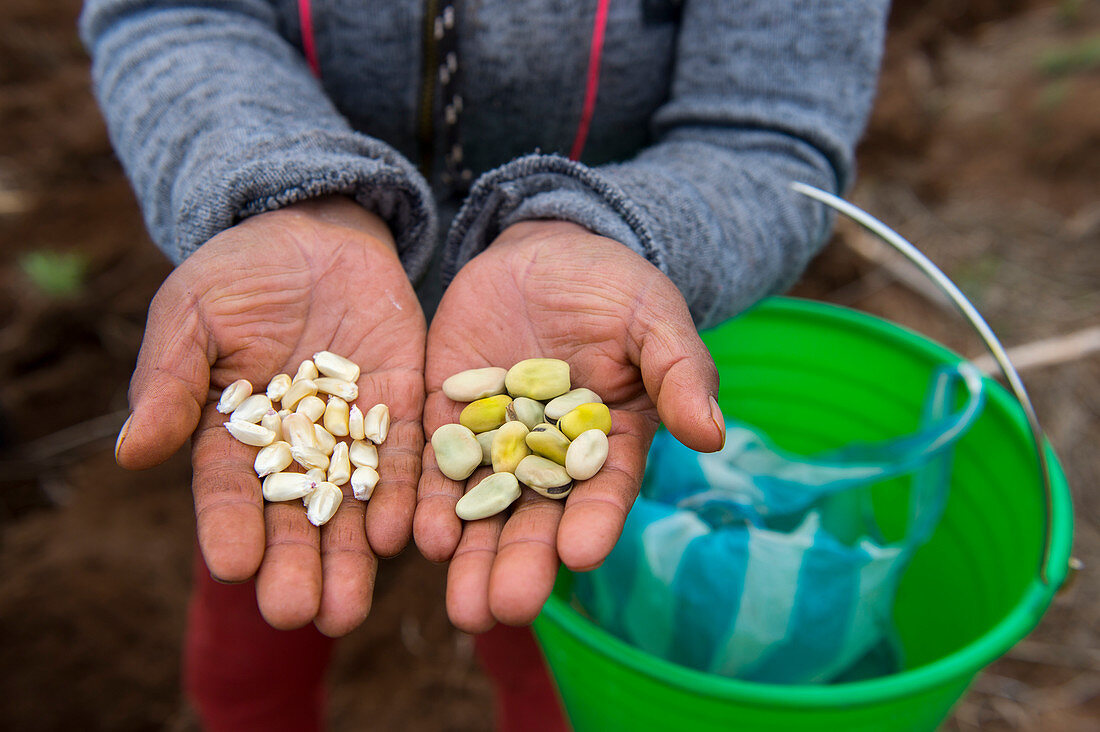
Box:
left=532, top=296, right=1074, bottom=731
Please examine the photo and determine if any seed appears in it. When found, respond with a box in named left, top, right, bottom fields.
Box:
left=491, top=421, right=531, bottom=474
left=231, top=394, right=273, bottom=423
left=348, top=405, right=366, bottom=440
left=225, top=420, right=276, bottom=447
left=281, top=412, right=317, bottom=450
left=306, top=481, right=343, bottom=526
left=282, top=378, right=318, bottom=410
left=314, top=377, right=358, bottom=402
left=349, top=439, right=378, bottom=469
left=475, top=428, right=498, bottom=466
left=327, top=441, right=351, bottom=486
left=455, top=472, right=521, bottom=521
left=292, top=445, right=330, bottom=471
left=254, top=441, right=293, bottom=478
left=266, top=373, right=292, bottom=402
left=525, top=423, right=571, bottom=465
left=295, top=395, right=326, bottom=423
left=431, top=423, right=482, bottom=481
left=293, top=360, right=319, bottom=382
left=262, top=471, right=316, bottom=502
left=351, top=466, right=380, bottom=501
left=544, top=388, right=603, bottom=421
left=277, top=409, right=290, bottom=419
left=260, top=410, right=283, bottom=441
left=313, top=351, right=360, bottom=383
left=459, top=394, right=512, bottom=434
left=323, top=397, right=350, bottom=437
left=217, top=379, right=252, bottom=414
left=363, top=404, right=390, bottom=444
left=442, top=367, right=508, bottom=401
left=565, top=429, right=609, bottom=481
left=506, top=397, right=545, bottom=429
left=313, top=424, right=337, bottom=455
left=505, top=358, right=570, bottom=400
left=558, top=402, right=612, bottom=440
left=514, top=455, right=573, bottom=499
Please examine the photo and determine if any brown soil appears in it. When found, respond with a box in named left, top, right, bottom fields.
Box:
left=1, top=1, right=1096, bottom=730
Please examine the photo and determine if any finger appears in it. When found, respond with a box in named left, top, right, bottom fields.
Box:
left=117, top=280, right=212, bottom=469
left=556, top=417, right=651, bottom=571
left=314, top=487, right=377, bottom=637
left=364, top=413, right=423, bottom=558
left=413, top=391, right=467, bottom=562
left=634, top=292, right=725, bottom=453
left=446, top=476, right=507, bottom=633
left=191, top=405, right=266, bottom=582
left=488, top=491, right=565, bottom=626
left=256, top=501, right=323, bottom=630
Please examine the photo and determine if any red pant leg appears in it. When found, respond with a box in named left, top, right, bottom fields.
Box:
left=473, top=624, right=570, bottom=732
left=184, top=547, right=336, bottom=732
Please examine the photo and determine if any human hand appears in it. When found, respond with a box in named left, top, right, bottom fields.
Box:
left=415, top=220, right=725, bottom=632
left=114, top=197, right=426, bottom=636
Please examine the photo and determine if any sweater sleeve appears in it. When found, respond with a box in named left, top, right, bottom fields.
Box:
left=443, top=0, right=889, bottom=328
left=79, top=0, right=438, bottom=281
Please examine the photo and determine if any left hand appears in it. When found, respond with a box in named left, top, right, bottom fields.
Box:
left=415, top=220, right=725, bottom=632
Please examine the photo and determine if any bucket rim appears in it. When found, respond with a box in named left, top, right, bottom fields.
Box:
left=535, top=296, right=1075, bottom=709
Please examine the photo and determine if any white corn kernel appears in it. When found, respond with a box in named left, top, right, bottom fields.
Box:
left=293, top=359, right=319, bottom=382
left=363, top=403, right=390, bottom=445
left=231, top=394, right=273, bottom=423
left=295, top=395, right=326, bottom=423
left=349, top=439, right=378, bottom=469
left=277, top=409, right=291, bottom=419
left=266, top=373, right=292, bottom=402
left=282, top=378, right=318, bottom=410
left=292, top=445, right=330, bottom=471
left=254, top=441, right=293, bottom=478
left=323, top=397, right=350, bottom=437
left=225, top=420, right=276, bottom=447
left=217, top=379, right=252, bottom=414
left=281, top=412, right=317, bottom=450
left=262, top=471, right=316, bottom=502
left=307, top=481, right=343, bottom=526
left=348, top=405, right=366, bottom=440
left=351, top=466, right=380, bottom=501
left=327, top=442, right=352, bottom=486
left=314, top=377, right=358, bottom=402
left=260, top=410, right=283, bottom=442
left=313, top=424, right=337, bottom=456
left=313, top=351, right=360, bottom=383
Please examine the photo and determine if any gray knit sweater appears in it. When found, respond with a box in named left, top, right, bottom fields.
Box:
left=80, top=0, right=889, bottom=328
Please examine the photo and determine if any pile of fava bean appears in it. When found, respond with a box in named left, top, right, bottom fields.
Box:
left=432, top=358, right=611, bottom=521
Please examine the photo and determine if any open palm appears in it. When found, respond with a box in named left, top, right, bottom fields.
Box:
left=415, top=220, right=725, bottom=632
left=114, top=198, right=426, bottom=636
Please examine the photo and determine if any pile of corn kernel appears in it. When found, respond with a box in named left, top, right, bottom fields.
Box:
left=218, top=351, right=387, bottom=527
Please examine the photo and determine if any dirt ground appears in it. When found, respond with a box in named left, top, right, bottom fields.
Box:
left=0, top=1, right=1096, bottom=730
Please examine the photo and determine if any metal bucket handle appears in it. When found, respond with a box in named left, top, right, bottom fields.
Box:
left=791, top=181, right=1074, bottom=586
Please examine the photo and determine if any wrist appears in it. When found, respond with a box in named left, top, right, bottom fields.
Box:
left=279, top=195, right=398, bottom=255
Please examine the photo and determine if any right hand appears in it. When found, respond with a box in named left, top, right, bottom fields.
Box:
left=114, top=196, right=426, bottom=636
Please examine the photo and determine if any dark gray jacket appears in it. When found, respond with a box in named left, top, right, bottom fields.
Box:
left=81, top=0, right=889, bottom=327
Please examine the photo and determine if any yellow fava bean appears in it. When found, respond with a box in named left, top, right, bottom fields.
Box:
left=504, top=358, right=570, bottom=400
left=459, top=394, right=513, bottom=434
left=525, top=423, right=571, bottom=466
left=558, top=402, right=612, bottom=440
left=491, top=421, right=532, bottom=474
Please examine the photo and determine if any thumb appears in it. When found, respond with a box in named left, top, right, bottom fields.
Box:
left=635, top=292, right=725, bottom=454
left=115, top=280, right=211, bottom=470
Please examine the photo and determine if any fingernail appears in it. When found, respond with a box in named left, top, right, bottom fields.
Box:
left=709, top=396, right=726, bottom=449
left=114, top=413, right=133, bottom=463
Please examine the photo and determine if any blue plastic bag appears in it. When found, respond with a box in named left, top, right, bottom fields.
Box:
left=573, top=363, right=985, bottom=684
